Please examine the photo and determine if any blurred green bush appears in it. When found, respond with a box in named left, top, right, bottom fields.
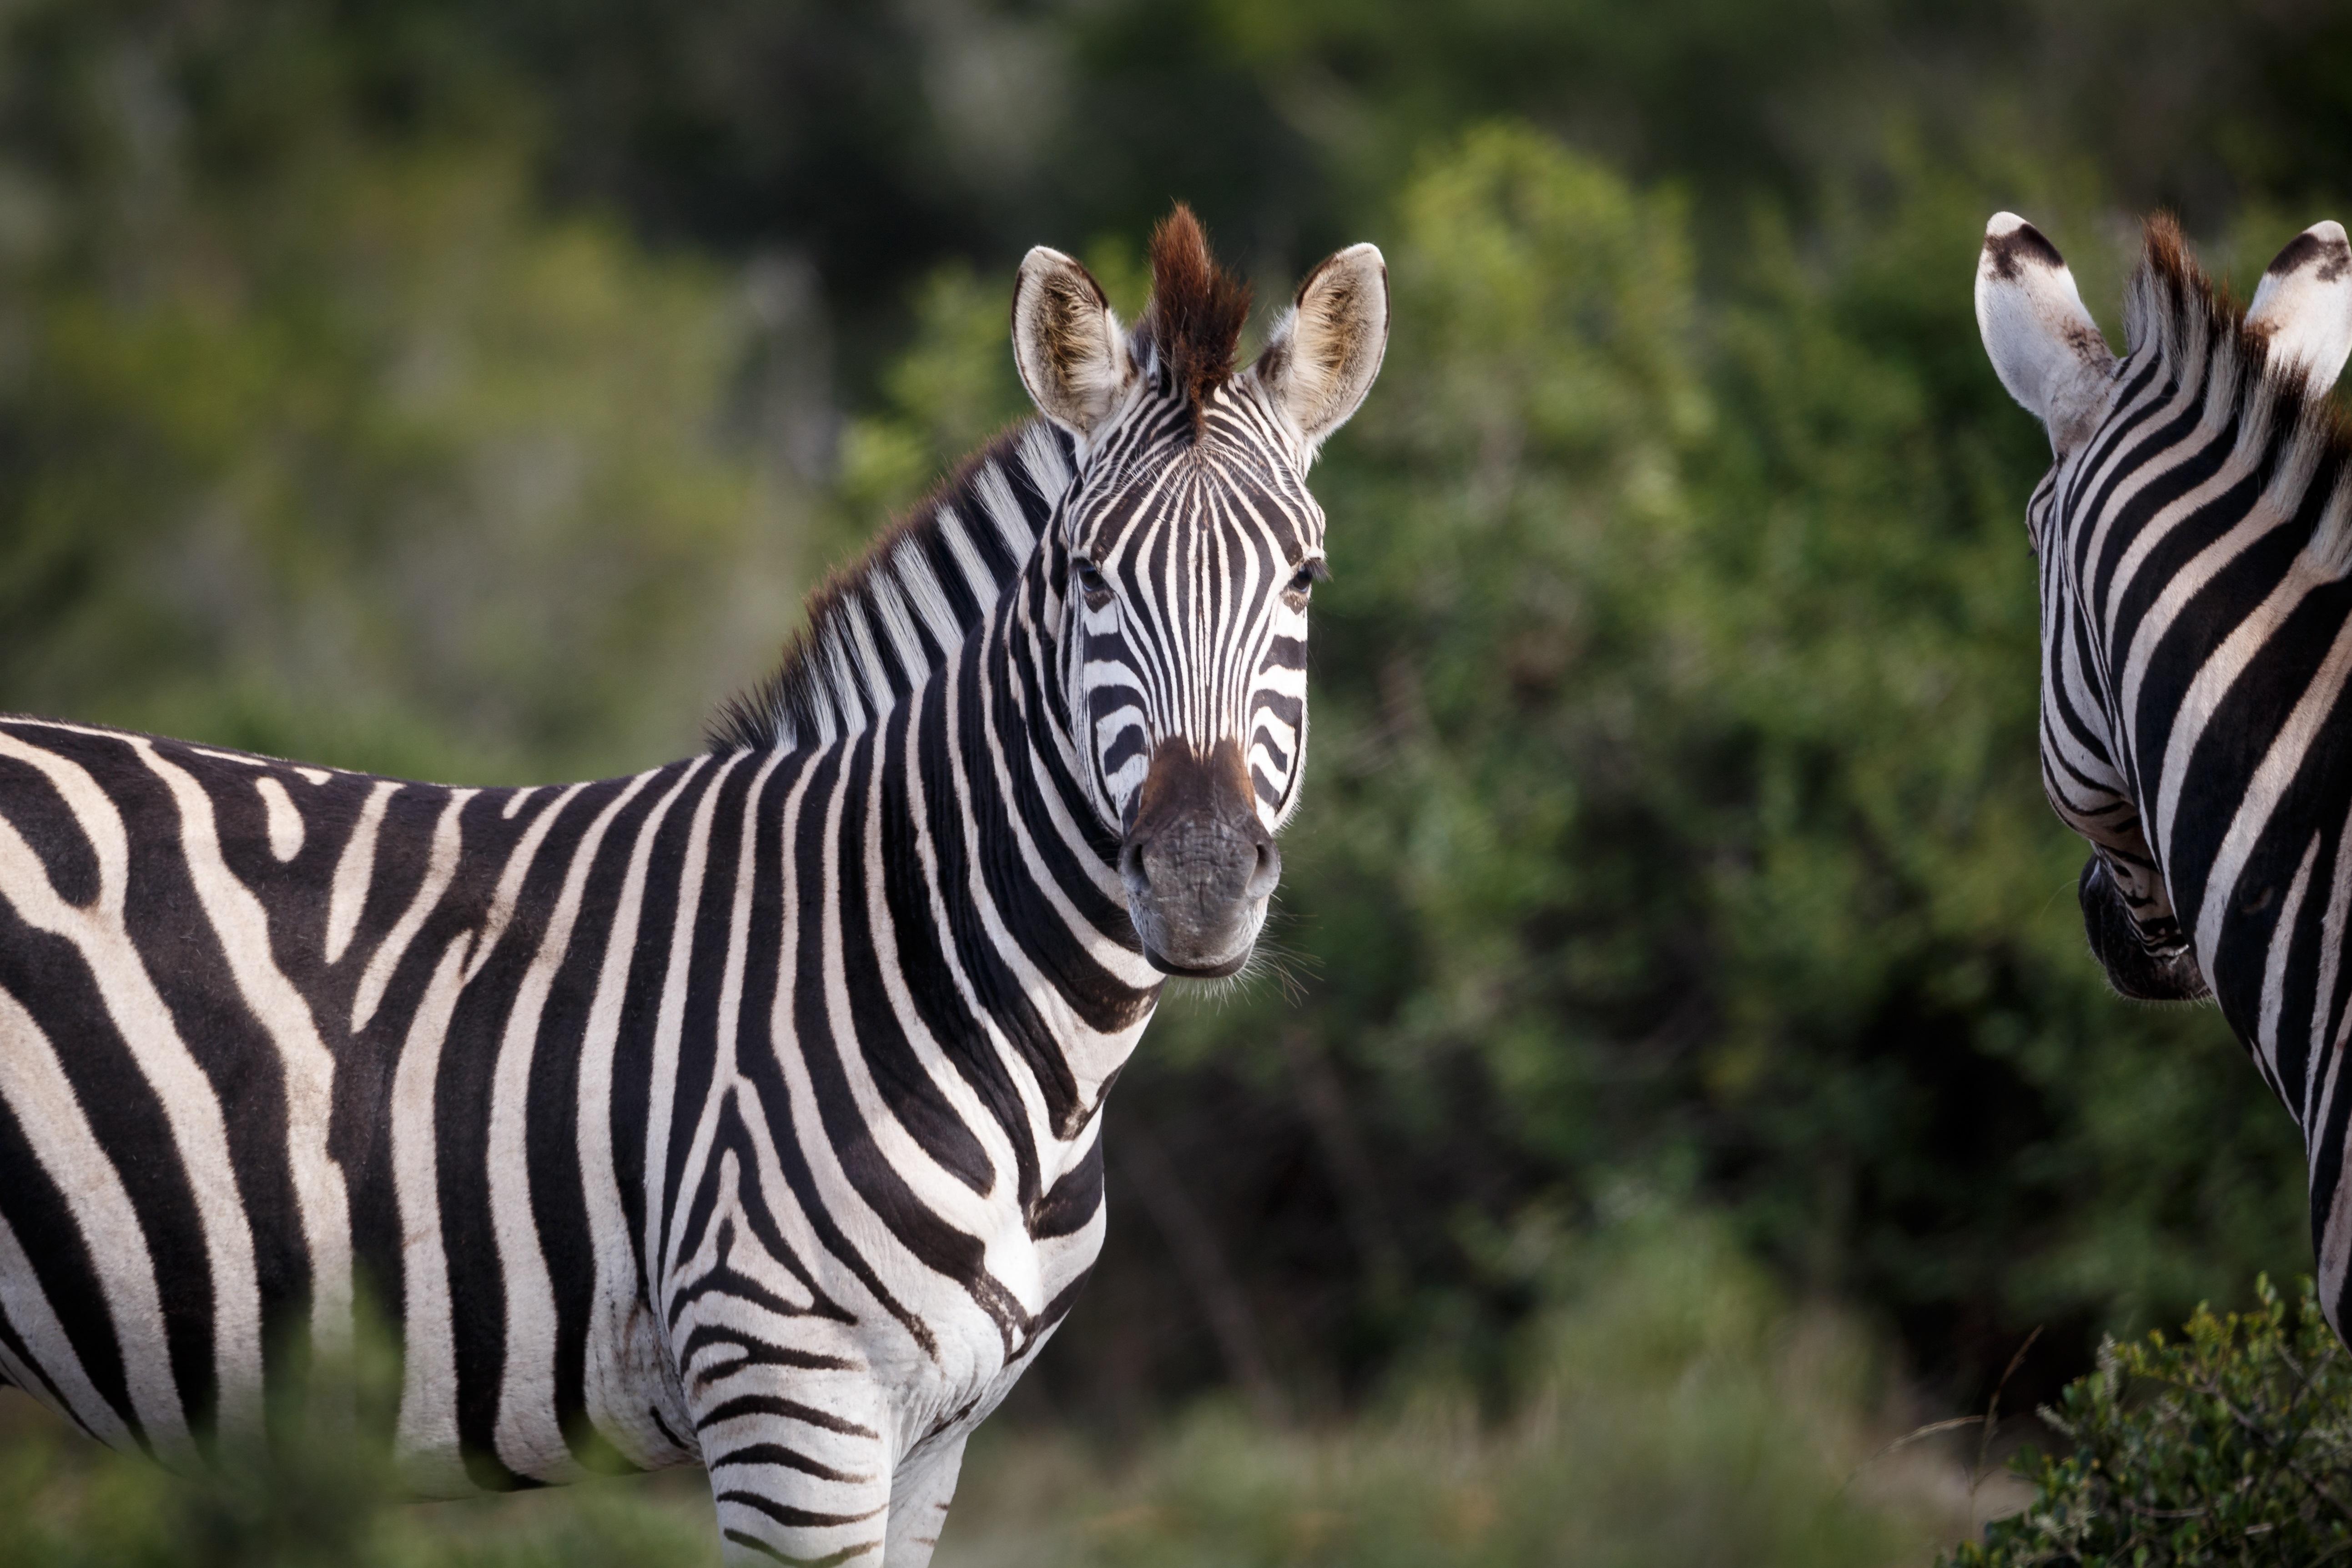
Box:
left=0, top=9, right=801, bottom=781
left=1947, top=1277, right=2352, bottom=1566
left=0, top=1409, right=720, bottom=1568
left=940, top=1206, right=1962, bottom=1568
left=0, top=1207, right=1966, bottom=1567
left=991, top=126, right=2305, bottom=1416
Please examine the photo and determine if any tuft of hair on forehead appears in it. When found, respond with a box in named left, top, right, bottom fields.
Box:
left=2136, top=213, right=2233, bottom=334
left=2126, top=212, right=2352, bottom=571
left=1143, top=204, right=1252, bottom=429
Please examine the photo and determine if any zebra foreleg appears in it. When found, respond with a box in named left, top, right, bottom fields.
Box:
left=699, top=1375, right=895, bottom=1568
left=881, top=1432, right=969, bottom=1568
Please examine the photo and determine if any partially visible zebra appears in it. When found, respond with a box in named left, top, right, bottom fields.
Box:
left=1976, top=209, right=2352, bottom=1326
left=0, top=205, right=1388, bottom=1564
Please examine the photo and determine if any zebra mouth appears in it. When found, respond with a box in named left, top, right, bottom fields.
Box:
left=1140, top=940, right=1252, bottom=980
left=2079, top=855, right=2210, bottom=1003
left=1118, top=737, right=1280, bottom=982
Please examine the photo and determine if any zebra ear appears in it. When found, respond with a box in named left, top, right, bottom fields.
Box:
left=1255, top=242, right=1389, bottom=454
left=1012, top=247, right=1135, bottom=437
left=1975, top=213, right=2116, bottom=456
left=2248, top=221, right=2352, bottom=396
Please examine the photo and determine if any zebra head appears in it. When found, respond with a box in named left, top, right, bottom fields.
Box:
left=1011, top=208, right=1388, bottom=978
left=1975, top=211, right=2352, bottom=1000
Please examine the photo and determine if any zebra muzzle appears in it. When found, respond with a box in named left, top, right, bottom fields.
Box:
left=2078, top=855, right=2210, bottom=1003
left=1119, top=737, right=1280, bottom=978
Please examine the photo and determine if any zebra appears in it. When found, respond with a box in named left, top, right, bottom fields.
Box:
left=1975, top=208, right=2352, bottom=1328
left=0, top=204, right=1389, bottom=1564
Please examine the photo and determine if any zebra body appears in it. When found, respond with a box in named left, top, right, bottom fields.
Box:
left=1977, top=211, right=2352, bottom=1327
left=0, top=208, right=1389, bottom=1563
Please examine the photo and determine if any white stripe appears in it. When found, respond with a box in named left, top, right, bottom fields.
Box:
left=136, top=739, right=358, bottom=1386
left=643, top=751, right=747, bottom=1296
left=890, top=535, right=964, bottom=648
left=2191, top=602, right=2352, bottom=962
left=463, top=782, right=589, bottom=987
left=490, top=770, right=654, bottom=1482
left=971, top=461, right=1035, bottom=558
left=2258, top=835, right=2321, bottom=1104
left=1018, top=422, right=1072, bottom=493
left=2308, top=804, right=2352, bottom=1129
left=326, top=779, right=399, bottom=966
left=389, top=932, right=475, bottom=1497
left=0, top=985, right=188, bottom=1461
left=352, top=790, right=475, bottom=1034
left=933, top=505, right=997, bottom=609
left=866, top=574, right=934, bottom=686
left=840, top=597, right=895, bottom=713
left=0, top=1204, right=136, bottom=1451
left=0, top=731, right=265, bottom=1442
left=578, top=760, right=705, bottom=1468
left=663, top=747, right=788, bottom=1290
left=255, top=776, right=305, bottom=862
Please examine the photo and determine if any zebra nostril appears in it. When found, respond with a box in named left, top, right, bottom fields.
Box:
left=1119, top=838, right=1149, bottom=890
left=1244, top=838, right=1281, bottom=901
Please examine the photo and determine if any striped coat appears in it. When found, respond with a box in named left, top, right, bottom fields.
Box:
left=1977, top=210, right=2352, bottom=1330
left=0, top=206, right=1388, bottom=1565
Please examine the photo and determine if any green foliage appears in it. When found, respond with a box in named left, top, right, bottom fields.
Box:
left=0, top=1412, right=719, bottom=1568
left=942, top=1209, right=1953, bottom=1568
left=1947, top=1277, right=2352, bottom=1567
left=1034, top=123, right=2304, bottom=1405
left=0, top=2, right=798, bottom=781
left=0, top=1308, right=720, bottom=1568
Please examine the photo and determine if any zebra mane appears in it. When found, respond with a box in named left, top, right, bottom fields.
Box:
left=708, top=420, right=1076, bottom=753
left=2127, top=215, right=2352, bottom=568
left=1139, top=205, right=1252, bottom=432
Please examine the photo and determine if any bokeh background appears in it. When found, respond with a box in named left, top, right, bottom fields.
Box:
left=7, top=0, right=2352, bottom=1562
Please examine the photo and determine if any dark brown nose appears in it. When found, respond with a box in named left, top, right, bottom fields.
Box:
left=1119, top=738, right=1279, bottom=977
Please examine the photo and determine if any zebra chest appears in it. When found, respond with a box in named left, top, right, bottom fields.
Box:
left=874, top=1148, right=1111, bottom=1447
left=669, top=1111, right=1108, bottom=1462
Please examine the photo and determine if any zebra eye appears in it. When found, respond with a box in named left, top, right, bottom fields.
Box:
left=1287, top=559, right=1329, bottom=597
left=1074, top=559, right=1112, bottom=604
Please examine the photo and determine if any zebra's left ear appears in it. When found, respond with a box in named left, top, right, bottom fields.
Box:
left=1254, top=242, right=1389, bottom=454
left=2248, top=221, right=2352, bottom=396
left=1976, top=213, right=2116, bottom=457
left=1013, top=246, right=1137, bottom=437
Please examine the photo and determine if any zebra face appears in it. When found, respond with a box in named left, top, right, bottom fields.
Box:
left=1979, top=211, right=2352, bottom=1001
left=1013, top=208, right=1388, bottom=977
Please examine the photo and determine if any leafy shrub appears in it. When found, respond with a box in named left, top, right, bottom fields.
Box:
left=0, top=1307, right=720, bottom=1568
left=1947, top=1277, right=2352, bottom=1566
left=942, top=1209, right=1961, bottom=1568
left=0, top=1402, right=720, bottom=1568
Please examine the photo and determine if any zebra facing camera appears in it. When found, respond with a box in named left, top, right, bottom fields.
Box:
left=0, top=200, right=1388, bottom=1567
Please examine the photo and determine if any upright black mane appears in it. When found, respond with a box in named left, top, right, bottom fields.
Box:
left=2127, top=215, right=2352, bottom=567
left=710, top=203, right=1253, bottom=756
left=1136, top=204, right=1251, bottom=433
left=707, top=420, right=1074, bottom=753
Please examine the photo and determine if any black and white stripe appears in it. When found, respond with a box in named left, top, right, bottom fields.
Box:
left=1978, top=210, right=2352, bottom=1329
left=0, top=208, right=1387, bottom=1564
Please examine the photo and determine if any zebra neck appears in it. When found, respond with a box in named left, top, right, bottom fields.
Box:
left=863, top=543, right=1158, bottom=1139
left=2069, top=373, right=2352, bottom=1111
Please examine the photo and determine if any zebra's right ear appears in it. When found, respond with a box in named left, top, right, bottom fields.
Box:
left=1012, top=247, right=1135, bottom=437
left=1975, top=213, right=2116, bottom=456
left=1254, top=242, right=1389, bottom=454
left=2247, top=221, right=2352, bottom=396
